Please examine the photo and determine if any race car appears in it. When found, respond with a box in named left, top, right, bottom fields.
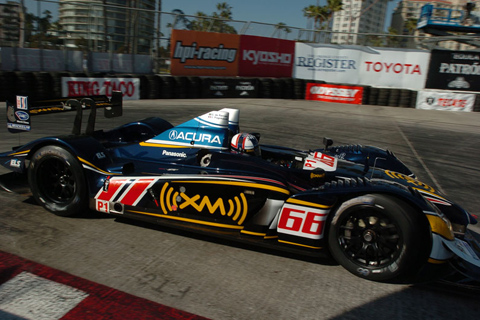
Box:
left=1, top=93, right=480, bottom=283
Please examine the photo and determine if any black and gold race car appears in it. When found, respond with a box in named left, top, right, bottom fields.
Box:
left=1, top=93, right=479, bottom=283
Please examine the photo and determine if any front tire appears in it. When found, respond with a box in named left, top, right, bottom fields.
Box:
left=328, top=194, right=431, bottom=282
left=28, top=145, right=87, bottom=217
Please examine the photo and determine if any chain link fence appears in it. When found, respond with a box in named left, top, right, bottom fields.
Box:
left=1, top=0, right=477, bottom=74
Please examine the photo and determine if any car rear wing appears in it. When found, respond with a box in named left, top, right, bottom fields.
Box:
left=7, top=91, right=123, bottom=136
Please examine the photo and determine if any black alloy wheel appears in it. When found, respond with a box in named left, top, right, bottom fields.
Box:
left=328, top=194, right=431, bottom=282
left=28, top=145, right=87, bottom=217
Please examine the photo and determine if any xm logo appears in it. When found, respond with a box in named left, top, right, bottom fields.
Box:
left=159, top=182, right=248, bottom=225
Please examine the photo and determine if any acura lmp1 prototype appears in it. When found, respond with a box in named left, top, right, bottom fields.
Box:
left=1, top=93, right=480, bottom=283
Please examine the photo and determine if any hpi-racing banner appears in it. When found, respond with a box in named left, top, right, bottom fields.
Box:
left=170, top=29, right=240, bottom=77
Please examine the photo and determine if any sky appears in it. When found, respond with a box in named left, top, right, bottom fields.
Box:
left=19, top=0, right=399, bottom=31
left=161, top=0, right=400, bottom=29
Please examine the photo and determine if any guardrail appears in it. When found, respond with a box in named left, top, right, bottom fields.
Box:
left=1, top=71, right=479, bottom=112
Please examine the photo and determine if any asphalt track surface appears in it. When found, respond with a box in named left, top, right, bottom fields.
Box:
left=1, top=99, right=480, bottom=319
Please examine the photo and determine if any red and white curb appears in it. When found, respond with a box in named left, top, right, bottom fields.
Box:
left=0, top=251, right=208, bottom=320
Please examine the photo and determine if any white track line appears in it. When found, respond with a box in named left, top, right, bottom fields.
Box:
left=396, top=123, right=446, bottom=195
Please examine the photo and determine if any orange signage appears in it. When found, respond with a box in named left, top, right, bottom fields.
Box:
left=170, top=29, right=240, bottom=76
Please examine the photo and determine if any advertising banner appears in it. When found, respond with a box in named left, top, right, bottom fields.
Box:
left=61, top=77, right=140, bottom=100
left=202, top=78, right=259, bottom=98
left=416, top=89, right=475, bottom=112
left=294, top=44, right=429, bottom=90
left=238, top=35, right=295, bottom=77
left=7, top=96, right=30, bottom=133
left=294, top=43, right=362, bottom=84
left=170, top=29, right=240, bottom=77
left=305, top=83, right=363, bottom=104
left=360, top=48, right=429, bottom=90
left=425, top=50, right=480, bottom=92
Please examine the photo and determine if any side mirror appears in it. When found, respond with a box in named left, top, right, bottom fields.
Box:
left=250, top=132, right=261, bottom=142
left=323, top=137, right=333, bottom=150
left=105, top=91, right=123, bottom=118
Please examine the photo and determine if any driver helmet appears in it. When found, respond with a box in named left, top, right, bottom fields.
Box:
left=231, top=133, right=261, bottom=156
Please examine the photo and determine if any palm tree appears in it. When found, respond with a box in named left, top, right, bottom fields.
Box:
left=404, top=18, right=418, bottom=35
left=170, top=9, right=192, bottom=30
left=215, top=2, right=233, bottom=20
left=211, top=2, right=235, bottom=33
left=325, top=0, right=343, bottom=27
left=387, top=27, right=400, bottom=47
left=189, top=2, right=236, bottom=34
left=303, top=5, right=329, bottom=30
left=272, top=22, right=292, bottom=38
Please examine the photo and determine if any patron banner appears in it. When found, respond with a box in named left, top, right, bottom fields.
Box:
left=425, top=50, right=480, bottom=92
left=416, top=89, right=475, bottom=112
left=294, top=44, right=429, bottom=90
left=170, top=29, right=240, bottom=77
left=305, top=83, right=363, bottom=104
left=61, top=77, right=140, bottom=100
left=238, top=35, right=295, bottom=77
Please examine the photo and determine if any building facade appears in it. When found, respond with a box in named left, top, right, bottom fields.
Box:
left=0, top=1, right=24, bottom=47
left=330, top=0, right=390, bottom=44
left=59, top=0, right=156, bottom=54
left=391, top=0, right=478, bottom=50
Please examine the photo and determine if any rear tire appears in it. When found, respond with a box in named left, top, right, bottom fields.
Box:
left=328, top=194, right=431, bottom=282
left=28, top=146, right=87, bottom=217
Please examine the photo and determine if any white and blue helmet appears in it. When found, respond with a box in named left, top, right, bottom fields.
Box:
left=230, top=133, right=261, bottom=156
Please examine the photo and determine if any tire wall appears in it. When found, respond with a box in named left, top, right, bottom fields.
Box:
left=0, top=72, right=478, bottom=111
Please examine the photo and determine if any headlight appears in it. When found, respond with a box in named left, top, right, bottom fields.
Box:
left=451, top=223, right=467, bottom=236
left=426, top=213, right=454, bottom=240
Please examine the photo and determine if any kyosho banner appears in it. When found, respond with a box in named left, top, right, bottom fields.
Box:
left=305, top=83, right=363, bottom=104
left=170, top=29, right=240, bottom=77
left=238, top=35, right=295, bottom=77
left=61, top=77, right=140, bottom=100
left=294, top=44, right=430, bottom=90
left=425, top=50, right=480, bottom=92
left=416, top=90, right=475, bottom=112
